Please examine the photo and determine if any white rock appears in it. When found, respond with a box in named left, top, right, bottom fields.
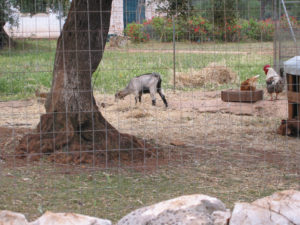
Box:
left=212, top=210, right=231, bottom=225
left=0, top=210, right=29, bottom=225
left=29, top=211, right=112, bottom=225
left=117, top=194, right=229, bottom=225
left=230, top=190, right=300, bottom=225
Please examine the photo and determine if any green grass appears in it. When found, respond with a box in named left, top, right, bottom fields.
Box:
left=0, top=39, right=273, bottom=100
left=0, top=159, right=297, bottom=223
left=0, top=39, right=56, bottom=100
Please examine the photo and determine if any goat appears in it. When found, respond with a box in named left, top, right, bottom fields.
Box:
left=115, top=72, right=168, bottom=107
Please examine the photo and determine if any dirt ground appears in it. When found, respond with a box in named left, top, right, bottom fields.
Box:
left=0, top=89, right=299, bottom=171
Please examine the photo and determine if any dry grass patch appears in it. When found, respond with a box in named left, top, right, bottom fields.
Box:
left=174, top=62, right=238, bottom=88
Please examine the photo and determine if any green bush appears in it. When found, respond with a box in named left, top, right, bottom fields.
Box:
left=240, top=18, right=274, bottom=41
left=260, top=19, right=274, bottom=41
left=125, top=16, right=276, bottom=43
left=186, top=15, right=213, bottom=42
left=124, top=23, right=149, bottom=43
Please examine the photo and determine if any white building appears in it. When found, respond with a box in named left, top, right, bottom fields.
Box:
left=4, top=0, right=158, bottom=38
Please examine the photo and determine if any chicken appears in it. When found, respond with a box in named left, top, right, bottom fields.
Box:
left=263, top=65, right=284, bottom=101
left=240, top=75, right=260, bottom=91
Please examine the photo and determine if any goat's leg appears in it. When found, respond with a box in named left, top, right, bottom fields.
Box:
left=150, top=90, right=156, bottom=106
left=158, top=89, right=168, bottom=107
left=134, top=91, right=139, bottom=105
left=139, top=92, right=142, bottom=103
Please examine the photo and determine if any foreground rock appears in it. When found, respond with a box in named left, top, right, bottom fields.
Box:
left=117, top=194, right=230, bottom=225
left=30, top=211, right=112, bottom=225
left=0, top=210, right=29, bottom=225
left=230, top=190, right=300, bottom=225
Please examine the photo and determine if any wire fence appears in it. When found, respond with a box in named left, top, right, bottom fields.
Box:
left=0, top=0, right=299, bottom=223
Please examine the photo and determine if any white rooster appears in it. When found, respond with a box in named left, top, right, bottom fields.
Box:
left=263, top=65, right=285, bottom=101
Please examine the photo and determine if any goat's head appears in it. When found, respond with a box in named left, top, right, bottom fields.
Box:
left=115, top=91, right=126, bottom=102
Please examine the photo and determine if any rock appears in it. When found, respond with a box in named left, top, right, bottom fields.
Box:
left=212, top=210, right=231, bottom=225
left=0, top=210, right=29, bottom=225
left=30, top=211, right=112, bottom=225
left=117, top=194, right=230, bottom=225
left=230, top=190, right=300, bottom=225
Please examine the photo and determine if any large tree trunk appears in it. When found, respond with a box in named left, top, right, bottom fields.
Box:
left=0, top=22, right=10, bottom=49
left=260, top=0, right=266, bottom=20
left=16, top=0, right=153, bottom=165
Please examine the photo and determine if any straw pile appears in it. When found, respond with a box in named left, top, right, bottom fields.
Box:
left=175, top=62, right=237, bottom=88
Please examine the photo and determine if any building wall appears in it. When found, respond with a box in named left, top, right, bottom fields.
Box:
left=109, top=0, right=124, bottom=35
left=4, top=13, right=63, bottom=38
left=4, top=0, right=158, bottom=38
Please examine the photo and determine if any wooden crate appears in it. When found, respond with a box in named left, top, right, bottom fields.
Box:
left=221, top=89, right=263, bottom=103
left=287, top=73, right=300, bottom=120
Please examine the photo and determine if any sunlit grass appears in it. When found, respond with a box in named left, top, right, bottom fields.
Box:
left=0, top=39, right=272, bottom=100
left=0, top=160, right=296, bottom=223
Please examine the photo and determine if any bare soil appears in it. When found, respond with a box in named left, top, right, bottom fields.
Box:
left=0, top=90, right=299, bottom=172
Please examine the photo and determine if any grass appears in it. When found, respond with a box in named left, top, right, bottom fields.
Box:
left=0, top=158, right=297, bottom=223
left=0, top=39, right=273, bottom=100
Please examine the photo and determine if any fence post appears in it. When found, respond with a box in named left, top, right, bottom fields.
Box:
left=173, top=15, right=176, bottom=91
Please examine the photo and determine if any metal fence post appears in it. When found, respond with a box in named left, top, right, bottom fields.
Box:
left=173, top=15, right=176, bottom=91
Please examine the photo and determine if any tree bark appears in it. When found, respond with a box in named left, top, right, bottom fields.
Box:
left=16, top=0, right=153, bottom=165
left=260, top=0, right=266, bottom=20
left=0, top=23, right=10, bottom=49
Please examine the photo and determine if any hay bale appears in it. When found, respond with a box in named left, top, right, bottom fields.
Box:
left=175, top=62, right=237, bottom=88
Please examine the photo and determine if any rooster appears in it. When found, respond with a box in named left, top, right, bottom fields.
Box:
left=263, top=65, right=284, bottom=101
left=240, top=75, right=260, bottom=91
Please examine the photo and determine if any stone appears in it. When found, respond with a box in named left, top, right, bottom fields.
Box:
left=230, top=190, right=300, bottom=225
left=0, top=210, right=29, bottom=225
left=30, top=211, right=112, bottom=225
left=117, top=194, right=230, bottom=225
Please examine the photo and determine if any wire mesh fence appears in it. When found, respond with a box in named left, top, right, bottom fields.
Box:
left=0, top=0, right=299, bottom=223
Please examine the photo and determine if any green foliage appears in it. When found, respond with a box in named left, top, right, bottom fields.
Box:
left=150, top=0, right=193, bottom=18
left=124, top=23, right=149, bottom=43
left=0, top=0, right=19, bottom=26
left=240, top=18, right=274, bottom=41
left=213, top=0, right=237, bottom=28
left=19, top=0, right=70, bottom=16
left=133, top=15, right=276, bottom=42
left=185, top=15, right=213, bottom=41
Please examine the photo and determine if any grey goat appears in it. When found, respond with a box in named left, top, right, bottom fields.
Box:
left=115, top=72, right=168, bottom=107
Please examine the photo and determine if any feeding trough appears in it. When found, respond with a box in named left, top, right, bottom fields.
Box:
left=221, top=89, right=263, bottom=103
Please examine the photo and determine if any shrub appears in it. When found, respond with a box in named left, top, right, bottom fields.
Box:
left=260, top=18, right=274, bottom=41
left=143, top=16, right=184, bottom=42
left=280, top=15, right=299, bottom=28
left=240, top=18, right=274, bottom=41
left=186, top=15, right=212, bottom=42
left=124, top=22, right=149, bottom=43
left=125, top=15, right=277, bottom=43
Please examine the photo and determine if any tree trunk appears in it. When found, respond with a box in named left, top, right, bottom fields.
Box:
left=260, top=0, right=266, bottom=20
left=0, top=23, right=10, bottom=49
left=16, top=0, right=153, bottom=165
